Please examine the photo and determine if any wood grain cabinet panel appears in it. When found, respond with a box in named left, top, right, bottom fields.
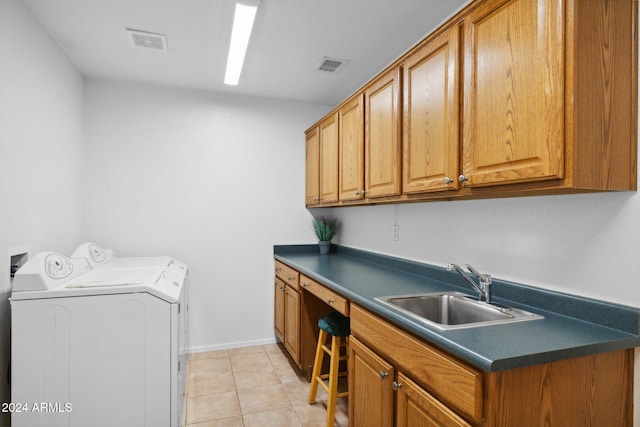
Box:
left=319, top=112, right=340, bottom=204
left=339, top=94, right=365, bottom=201
left=396, top=372, right=471, bottom=427
left=305, top=126, right=320, bottom=206
left=273, top=277, right=285, bottom=342
left=365, top=67, right=402, bottom=198
left=300, top=274, right=349, bottom=316
left=275, top=260, right=299, bottom=290
left=348, top=336, right=395, bottom=427
left=350, top=304, right=482, bottom=423
left=403, top=25, right=460, bottom=194
left=283, top=285, right=300, bottom=364
left=462, top=0, right=565, bottom=187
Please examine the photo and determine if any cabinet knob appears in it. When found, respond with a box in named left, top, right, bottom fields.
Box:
left=392, top=381, right=402, bottom=391
left=379, top=371, right=389, bottom=380
left=458, top=175, right=469, bottom=183
left=444, top=177, right=453, bottom=184
left=326, top=298, right=334, bottom=304
left=302, top=282, right=309, bottom=288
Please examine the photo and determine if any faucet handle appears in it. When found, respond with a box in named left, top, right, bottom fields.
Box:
left=479, top=273, right=492, bottom=286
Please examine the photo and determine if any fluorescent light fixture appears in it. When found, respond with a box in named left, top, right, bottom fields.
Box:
left=224, top=0, right=260, bottom=86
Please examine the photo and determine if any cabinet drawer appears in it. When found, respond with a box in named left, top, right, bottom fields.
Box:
left=275, top=260, right=299, bottom=290
left=300, top=274, right=349, bottom=316
left=350, top=304, right=483, bottom=423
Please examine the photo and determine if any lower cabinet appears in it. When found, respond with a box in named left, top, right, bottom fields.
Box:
left=273, top=277, right=285, bottom=342
left=396, top=372, right=470, bottom=427
left=274, top=260, right=301, bottom=366
left=274, top=276, right=301, bottom=365
left=349, top=303, right=634, bottom=427
left=274, top=259, right=348, bottom=378
left=283, top=283, right=300, bottom=363
left=348, top=336, right=394, bottom=426
left=350, top=336, right=471, bottom=427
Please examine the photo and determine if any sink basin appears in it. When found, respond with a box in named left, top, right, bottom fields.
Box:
left=374, top=291, right=543, bottom=330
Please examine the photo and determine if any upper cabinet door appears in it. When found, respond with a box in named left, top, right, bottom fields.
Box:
left=339, top=94, right=365, bottom=201
left=462, top=0, right=565, bottom=187
left=319, top=112, right=339, bottom=203
left=305, top=126, right=320, bottom=206
left=365, top=67, right=402, bottom=198
left=403, top=26, right=460, bottom=194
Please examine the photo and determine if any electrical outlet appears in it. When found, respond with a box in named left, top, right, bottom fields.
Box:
left=393, top=224, right=399, bottom=241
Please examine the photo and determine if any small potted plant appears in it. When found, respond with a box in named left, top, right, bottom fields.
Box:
left=312, top=216, right=341, bottom=254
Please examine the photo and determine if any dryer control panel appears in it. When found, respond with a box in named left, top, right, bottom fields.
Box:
left=72, top=242, right=115, bottom=269
left=12, top=252, right=91, bottom=292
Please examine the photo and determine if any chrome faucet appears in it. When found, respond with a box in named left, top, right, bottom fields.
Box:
left=447, top=263, right=492, bottom=303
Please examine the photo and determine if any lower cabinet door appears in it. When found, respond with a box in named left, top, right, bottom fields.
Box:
left=284, top=285, right=300, bottom=363
left=396, top=372, right=471, bottom=427
left=274, top=278, right=285, bottom=342
left=348, top=336, right=395, bottom=427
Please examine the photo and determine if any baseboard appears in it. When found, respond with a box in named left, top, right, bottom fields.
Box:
left=187, top=337, right=277, bottom=354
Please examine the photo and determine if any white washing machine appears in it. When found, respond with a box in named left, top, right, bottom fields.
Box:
left=10, top=244, right=188, bottom=427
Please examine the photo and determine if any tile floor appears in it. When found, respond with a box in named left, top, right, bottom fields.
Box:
left=184, top=343, right=348, bottom=427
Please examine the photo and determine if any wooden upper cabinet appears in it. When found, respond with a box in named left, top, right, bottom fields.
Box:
left=304, top=0, right=636, bottom=206
left=319, top=112, right=339, bottom=203
left=365, top=67, right=402, bottom=198
left=403, top=25, right=460, bottom=194
left=339, top=94, right=365, bottom=201
left=462, top=0, right=565, bottom=187
left=305, top=126, right=320, bottom=206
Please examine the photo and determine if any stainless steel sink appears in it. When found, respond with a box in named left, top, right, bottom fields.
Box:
left=374, top=291, right=543, bottom=330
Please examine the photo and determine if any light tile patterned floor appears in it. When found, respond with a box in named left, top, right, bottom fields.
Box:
left=184, top=343, right=348, bottom=427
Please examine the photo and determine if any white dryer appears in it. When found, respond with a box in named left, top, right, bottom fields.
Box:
left=10, top=245, right=188, bottom=427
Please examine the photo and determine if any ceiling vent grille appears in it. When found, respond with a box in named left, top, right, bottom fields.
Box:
left=315, top=57, right=348, bottom=73
left=127, top=29, right=168, bottom=52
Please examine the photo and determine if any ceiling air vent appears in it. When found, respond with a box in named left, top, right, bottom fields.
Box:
left=126, top=29, right=168, bottom=52
left=315, top=57, right=348, bottom=73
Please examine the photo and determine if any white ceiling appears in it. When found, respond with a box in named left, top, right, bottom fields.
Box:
left=23, top=0, right=470, bottom=106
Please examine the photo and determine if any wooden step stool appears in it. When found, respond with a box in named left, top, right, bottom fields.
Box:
left=308, top=311, right=350, bottom=427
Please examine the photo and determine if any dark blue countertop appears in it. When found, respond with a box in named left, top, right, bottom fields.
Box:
left=274, top=244, right=640, bottom=372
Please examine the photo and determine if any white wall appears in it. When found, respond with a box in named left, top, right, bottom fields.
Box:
left=329, top=189, right=640, bottom=307
left=0, top=0, right=85, bottom=422
left=83, top=79, right=328, bottom=351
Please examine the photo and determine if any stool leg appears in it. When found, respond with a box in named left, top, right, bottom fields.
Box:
left=308, top=329, right=327, bottom=404
left=325, top=335, right=341, bottom=427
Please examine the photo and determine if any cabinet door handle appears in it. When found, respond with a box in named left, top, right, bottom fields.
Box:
left=326, top=298, right=334, bottom=304
left=288, top=276, right=295, bottom=281
left=458, top=174, right=469, bottom=183
left=392, top=381, right=402, bottom=391
left=302, top=282, right=309, bottom=288
left=379, top=371, right=389, bottom=379
left=444, top=177, right=453, bottom=184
